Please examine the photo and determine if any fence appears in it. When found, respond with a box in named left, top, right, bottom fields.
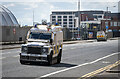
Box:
left=0, top=26, right=114, bottom=44
left=0, top=26, right=31, bottom=43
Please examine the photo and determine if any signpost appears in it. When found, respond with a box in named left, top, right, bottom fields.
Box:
left=106, top=26, right=108, bottom=29
left=106, top=26, right=108, bottom=33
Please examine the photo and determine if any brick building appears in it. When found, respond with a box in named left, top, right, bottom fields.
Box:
left=101, top=13, right=120, bottom=37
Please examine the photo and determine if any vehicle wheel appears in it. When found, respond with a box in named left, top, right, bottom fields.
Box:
left=57, top=49, right=62, bottom=64
left=48, top=52, right=53, bottom=65
left=97, top=40, right=100, bottom=42
left=104, top=39, right=107, bottom=41
left=20, top=60, right=26, bottom=64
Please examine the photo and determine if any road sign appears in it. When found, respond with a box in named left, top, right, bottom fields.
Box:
left=93, top=26, right=96, bottom=29
left=106, top=26, right=108, bottom=29
left=13, top=28, right=16, bottom=34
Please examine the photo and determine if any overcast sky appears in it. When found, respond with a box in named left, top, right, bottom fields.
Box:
left=0, top=0, right=119, bottom=26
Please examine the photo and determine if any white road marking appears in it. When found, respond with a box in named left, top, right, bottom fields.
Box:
left=70, top=48, right=76, bottom=49
left=0, top=57, right=6, bottom=60
left=102, top=61, right=111, bottom=64
left=41, top=52, right=119, bottom=78
left=63, top=49, right=66, bottom=50
left=13, top=55, right=19, bottom=58
left=2, top=51, right=20, bottom=55
left=89, top=53, right=118, bottom=64
left=0, top=54, right=19, bottom=60
left=2, top=52, right=11, bottom=55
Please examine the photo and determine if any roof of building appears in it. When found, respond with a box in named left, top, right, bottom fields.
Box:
left=51, top=10, right=105, bottom=19
left=104, top=13, right=120, bottom=20
left=52, top=10, right=105, bottom=15
left=0, top=5, right=19, bottom=26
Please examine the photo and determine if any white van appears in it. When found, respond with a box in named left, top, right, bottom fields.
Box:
left=97, top=31, right=107, bottom=41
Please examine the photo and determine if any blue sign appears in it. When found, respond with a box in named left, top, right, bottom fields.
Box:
left=106, top=26, right=108, bottom=29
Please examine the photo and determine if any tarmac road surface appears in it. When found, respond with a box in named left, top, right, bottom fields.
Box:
left=1, top=40, right=119, bottom=79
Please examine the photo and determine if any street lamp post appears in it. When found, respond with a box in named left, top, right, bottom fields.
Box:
left=72, top=11, right=74, bottom=40
left=105, top=6, right=116, bottom=32
left=78, top=0, right=81, bottom=40
left=33, top=10, right=34, bottom=26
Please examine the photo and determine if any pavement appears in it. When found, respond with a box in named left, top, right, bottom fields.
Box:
left=1, top=37, right=119, bottom=50
left=1, top=38, right=119, bottom=79
left=1, top=39, right=119, bottom=79
left=91, top=62, right=120, bottom=79
left=0, top=39, right=96, bottom=50
left=89, top=37, right=120, bottom=79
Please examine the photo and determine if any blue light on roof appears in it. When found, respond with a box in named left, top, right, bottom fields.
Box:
left=56, top=23, right=58, bottom=25
left=35, top=24, right=37, bottom=28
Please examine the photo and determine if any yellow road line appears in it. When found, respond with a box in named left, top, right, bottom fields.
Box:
left=79, top=60, right=120, bottom=79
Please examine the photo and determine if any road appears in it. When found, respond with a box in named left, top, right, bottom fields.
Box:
left=1, top=40, right=119, bottom=79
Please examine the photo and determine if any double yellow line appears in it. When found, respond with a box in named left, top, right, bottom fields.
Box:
left=78, top=60, right=120, bottom=79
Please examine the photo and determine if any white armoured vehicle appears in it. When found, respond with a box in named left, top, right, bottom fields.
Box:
left=97, top=31, right=107, bottom=41
left=20, top=24, right=63, bottom=65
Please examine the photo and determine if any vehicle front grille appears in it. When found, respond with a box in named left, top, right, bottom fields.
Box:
left=27, top=47, right=42, bottom=54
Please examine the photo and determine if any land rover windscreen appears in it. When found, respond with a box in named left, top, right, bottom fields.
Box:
left=29, top=32, right=51, bottom=40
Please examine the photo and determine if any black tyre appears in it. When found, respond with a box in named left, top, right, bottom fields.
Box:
left=104, top=39, right=107, bottom=41
left=20, top=60, right=26, bottom=64
left=48, top=52, right=53, bottom=65
left=97, top=40, right=100, bottom=42
left=57, top=49, right=62, bottom=64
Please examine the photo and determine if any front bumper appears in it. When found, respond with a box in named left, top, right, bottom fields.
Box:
left=20, top=53, right=48, bottom=62
left=97, top=37, right=106, bottom=40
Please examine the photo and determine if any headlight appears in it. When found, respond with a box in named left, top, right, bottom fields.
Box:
left=42, top=48, right=48, bottom=54
left=22, top=46, right=27, bottom=53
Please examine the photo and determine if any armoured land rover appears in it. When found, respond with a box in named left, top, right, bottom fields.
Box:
left=20, top=24, right=63, bottom=65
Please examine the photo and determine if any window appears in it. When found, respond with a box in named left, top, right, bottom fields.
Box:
left=98, top=16, right=102, bottom=18
left=69, top=25, right=73, bottom=27
left=69, top=16, right=72, bottom=18
left=69, top=22, right=73, bottom=24
left=63, top=25, right=67, bottom=27
left=58, top=16, right=61, bottom=18
left=118, top=22, right=120, bottom=26
left=63, top=22, right=67, bottom=24
left=58, top=19, right=61, bottom=21
left=114, top=22, right=117, bottom=26
left=52, top=19, right=56, bottom=21
left=110, top=22, right=113, bottom=26
left=52, top=16, right=56, bottom=18
left=105, top=22, right=108, bottom=26
left=94, top=16, right=97, bottom=19
left=52, top=22, right=55, bottom=24
left=63, top=16, right=67, bottom=18
left=58, top=22, right=61, bottom=24
left=69, top=19, right=72, bottom=21
left=29, top=32, right=51, bottom=40
left=63, top=19, right=67, bottom=21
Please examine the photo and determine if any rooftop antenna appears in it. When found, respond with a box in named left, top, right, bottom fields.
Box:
left=33, top=10, right=34, bottom=26
left=78, top=0, right=80, bottom=11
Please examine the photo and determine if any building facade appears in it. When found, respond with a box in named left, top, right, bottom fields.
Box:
left=101, top=13, right=120, bottom=37
left=50, top=11, right=77, bottom=28
left=50, top=10, right=120, bottom=40
left=50, top=11, right=106, bottom=39
left=50, top=11, right=105, bottom=28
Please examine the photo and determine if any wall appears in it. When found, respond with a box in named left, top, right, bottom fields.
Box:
left=1, top=26, right=31, bottom=43
left=1, top=26, right=73, bottom=43
left=63, top=28, right=72, bottom=41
